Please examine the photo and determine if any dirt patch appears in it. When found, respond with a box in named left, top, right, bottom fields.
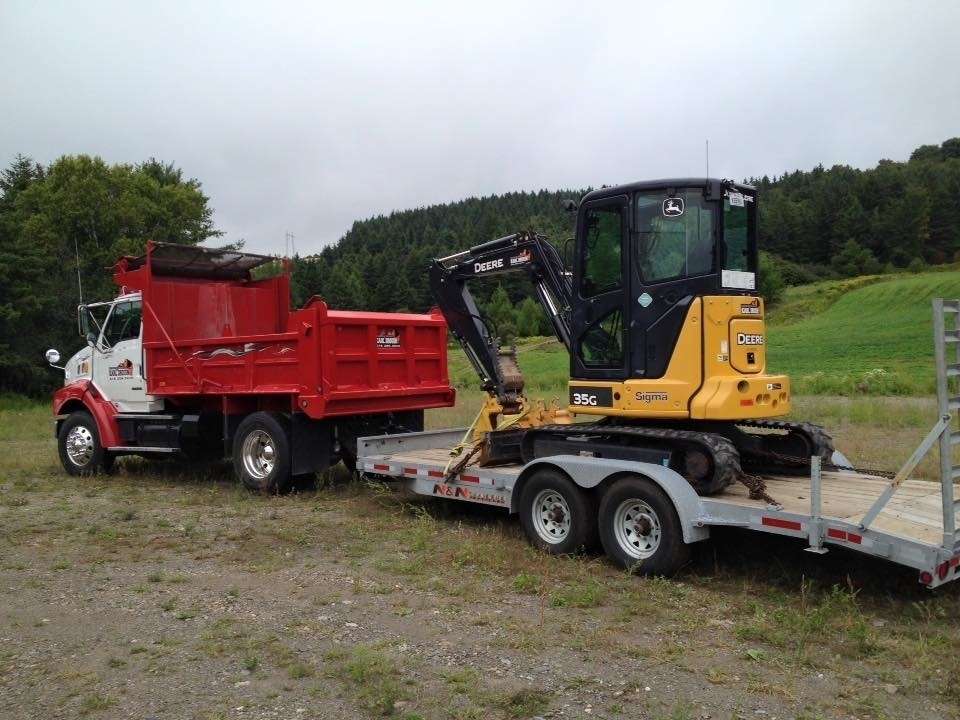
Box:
left=1, top=459, right=959, bottom=720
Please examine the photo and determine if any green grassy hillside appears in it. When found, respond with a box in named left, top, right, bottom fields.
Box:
left=768, top=272, right=960, bottom=395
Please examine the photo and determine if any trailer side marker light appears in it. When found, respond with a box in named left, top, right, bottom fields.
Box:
left=403, top=468, right=417, bottom=476
left=827, top=528, right=862, bottom=544
left=762, top=517, right=802, bottom=532
left=428, top=470, right=444, bottom=478
left=373, top=463, right=391, bottom=472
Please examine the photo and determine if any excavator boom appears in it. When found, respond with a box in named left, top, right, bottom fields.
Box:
left=429, top=231, right=573, bottom=406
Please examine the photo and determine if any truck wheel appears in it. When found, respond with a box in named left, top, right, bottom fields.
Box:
left=518, top=468, right=596, bottom=555
left=233, top=412, right=292, bottom=493
left=598, top=476, right=689, bottom=576
left=58, top=411, right=113, bottom=476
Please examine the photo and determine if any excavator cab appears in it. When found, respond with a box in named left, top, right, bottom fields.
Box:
left=567, top=178, right=790, bottom=422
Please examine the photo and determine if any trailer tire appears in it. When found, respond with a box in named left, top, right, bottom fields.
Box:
left=598, top=476, right=689, bottom=576
left=518, top=468, right=596, bottom=555
left=233, top=412, right=292, bottom=493
left=58, top=411, right=113, bottom=476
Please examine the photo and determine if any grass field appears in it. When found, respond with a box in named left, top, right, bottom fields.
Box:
left=768, top=272, right=960, bottom=395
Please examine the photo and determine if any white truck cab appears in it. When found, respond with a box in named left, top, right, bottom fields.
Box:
left=48, top=293, right=162, bottom=414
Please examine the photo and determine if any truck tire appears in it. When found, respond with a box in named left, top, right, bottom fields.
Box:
left=518, top=468, right=596, bottom=555
left=233, top=412, right=292, bottom=493
left=58, top=411, right=114, bottom=476
left=598, top=476, right=689, bottom=576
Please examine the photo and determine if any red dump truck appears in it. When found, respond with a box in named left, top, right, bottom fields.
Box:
left=45, top=241, right=455, bottom=491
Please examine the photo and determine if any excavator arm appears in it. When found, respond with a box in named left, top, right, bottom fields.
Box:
left=429, top=231, right=573, bottom=410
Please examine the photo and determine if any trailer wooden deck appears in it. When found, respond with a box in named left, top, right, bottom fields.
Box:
left=711, top=472, right=948, bottom=546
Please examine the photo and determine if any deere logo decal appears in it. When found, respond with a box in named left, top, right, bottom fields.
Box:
left=662, top=197, right=684, bottom=217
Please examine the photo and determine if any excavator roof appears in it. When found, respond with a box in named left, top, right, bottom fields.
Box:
left=581, top=177, right=756, bottom=203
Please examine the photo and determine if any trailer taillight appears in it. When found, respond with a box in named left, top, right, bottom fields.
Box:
left=924, top=557, right=960, bottom=585
left=940, top=557, right=960, bottom=578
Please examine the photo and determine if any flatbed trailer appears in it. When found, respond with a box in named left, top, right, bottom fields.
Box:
left=358, top=300, right=960, bottom=588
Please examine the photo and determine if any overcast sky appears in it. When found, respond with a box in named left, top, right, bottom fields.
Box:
left=2, top=1, right=958, bottom=257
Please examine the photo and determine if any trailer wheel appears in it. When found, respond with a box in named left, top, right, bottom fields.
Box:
left=58, top=411, right=113, bottom=476
left=233, top=412, right=292, bottom=493
left=518, top=468, right=596, bottom=555
left=598, top=476, right=689, bottom=576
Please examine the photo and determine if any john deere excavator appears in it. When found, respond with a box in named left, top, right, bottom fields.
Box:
left=429, top=178, right=833, bottom=495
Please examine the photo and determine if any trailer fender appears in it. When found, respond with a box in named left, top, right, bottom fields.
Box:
left=52, top=380, right=121, bottom=448
left=517, top=456, right=709, bottom=545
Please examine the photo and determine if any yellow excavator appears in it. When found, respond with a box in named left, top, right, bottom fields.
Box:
left=429, top=178, right=832, bottom=495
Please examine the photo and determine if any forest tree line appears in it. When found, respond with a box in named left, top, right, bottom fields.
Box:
left=1, top=138, right=958, bottom=397
left=0, top=154, right=220, bottom=397
left=291, top=137, right=960, bottom=317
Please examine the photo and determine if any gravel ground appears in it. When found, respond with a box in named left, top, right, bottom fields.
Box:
left=1, top=462, right=959, bottom=720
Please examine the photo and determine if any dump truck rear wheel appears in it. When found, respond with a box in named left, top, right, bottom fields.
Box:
left=233, top=412, right=292, bottom=493
left=518, top=468, right=596, bottom=555
left=598, top=476, right=689, bottom=575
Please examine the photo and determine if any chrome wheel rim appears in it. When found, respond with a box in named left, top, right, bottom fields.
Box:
left=241, top=430, right=276, bottom=481
left=66, top=424, right=95, bottom=468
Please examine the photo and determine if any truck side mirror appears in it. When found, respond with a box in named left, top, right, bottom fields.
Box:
left=45, top=348, right=64, bottom=370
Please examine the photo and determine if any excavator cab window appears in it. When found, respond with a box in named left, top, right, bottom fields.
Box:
left=576, top=201, right=628, bottom=371
left=722, top=191, right=754, bottom=273
left=581, top=206, right=623, bottom=297
left=582, top=307, right=624, bottom=367
left=636, top=191, right=714, bottom=284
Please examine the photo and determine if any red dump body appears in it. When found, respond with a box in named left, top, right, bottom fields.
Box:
left=115, top=242, right=455, bottom=419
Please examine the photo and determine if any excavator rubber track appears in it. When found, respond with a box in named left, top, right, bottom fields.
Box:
left=699, top=420, right=836, bottom=476
left=519, top=423, right=742, bottom=495
left=623, top=419, right=835, bottom=479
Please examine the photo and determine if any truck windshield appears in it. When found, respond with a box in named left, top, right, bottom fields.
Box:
left=102, top=301, right=142, bottom=346
left=79, top=299, right=142, bottom=347
left=79, top=303, right=110, bottom=341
